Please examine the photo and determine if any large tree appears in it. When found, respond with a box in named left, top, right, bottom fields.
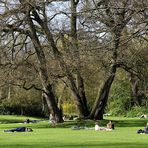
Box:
left=0, top=0, right=64, bottom=122
left=82, top=0, right=148, bottom=119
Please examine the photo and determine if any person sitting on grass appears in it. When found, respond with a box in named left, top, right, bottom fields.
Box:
left=144, top=122, right=148, bottom=134
left=24, top=118, right=30, bottom=124
left=95, top=121, right=112, bottom=131
left=107, top=120, right=115, bottom=130
left=4, top=127, right=33, bottom=132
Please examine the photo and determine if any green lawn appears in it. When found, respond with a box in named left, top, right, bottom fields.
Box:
left=0, top=115, right=148, bottom=148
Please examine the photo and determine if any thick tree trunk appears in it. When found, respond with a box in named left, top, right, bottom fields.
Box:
left=70, top=0, right=89, bottom=117
left=89, top=27, right=121, bottom=119
left=43, top=23, right=88, bottom=117
left=90, top=64, right=117, bottom=119
left=27, top=0, right=89, bottom=118
left=43, top=84, right=63, bottom=122
left=76, top=74, right=89, bottom=117
left=31, top=0, right=89, bottom=118
left=26, top=10, right=63, bottom=123
left=71, top=89, right=89, bottom=118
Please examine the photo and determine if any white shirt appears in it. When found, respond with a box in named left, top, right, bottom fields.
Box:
left=95, top=124, right=101, bottom=131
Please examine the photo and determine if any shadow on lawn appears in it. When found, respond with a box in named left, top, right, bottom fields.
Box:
left=0, top=116, right=148, bottom=129
left=45, top=118, right=148, bottom=128
left=112, top=119, right=148, bottom=127
left=1, top=142, right=148, bottom=148
left=0, top=118, right=23, bottom=124
left=60, top=118, right=148, bottom=128
left=56, top=142, right=148, bottom=148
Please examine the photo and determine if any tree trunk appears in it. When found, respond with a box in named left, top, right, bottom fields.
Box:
left=70, top=0, right=89, bottom=117
left=43, top=84, right=63, bottom=122
left=89, top=27, right=121, bottom=119
left=90, top=64, right=117, bottom=119
left=76, top=73, right=89, bottom=117
left=26, top=10, right=63, bottom=123
left=30, top=1, right=89, bottom=118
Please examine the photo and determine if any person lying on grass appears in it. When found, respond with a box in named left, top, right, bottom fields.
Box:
left=95, top=121, right=113, bottom=131
left=137, top=122, right=148, bottom=134
left=4, top=127, right=33, bottom=132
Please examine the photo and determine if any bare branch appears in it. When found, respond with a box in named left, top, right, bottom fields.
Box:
left=22, top=81, right=43, bottom=91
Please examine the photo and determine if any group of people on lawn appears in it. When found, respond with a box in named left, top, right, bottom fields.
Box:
left=95, top=120, right=148, bottom=134
left=3, top=117, right=148, bottom=134
left=3, top=120, right=114, bottom=132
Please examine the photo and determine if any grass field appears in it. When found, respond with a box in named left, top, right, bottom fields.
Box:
left=0, top=115, right=148, bottom=148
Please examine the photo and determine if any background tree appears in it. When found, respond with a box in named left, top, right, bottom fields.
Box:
left=0, top=0, right=147, bottom=120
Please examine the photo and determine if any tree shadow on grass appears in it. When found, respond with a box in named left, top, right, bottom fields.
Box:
left=111, top=119, right=148, bottom=127
left=0, top=118, right=23, bottom=124
left=61, top=118, right=148, bottom=128
left=51, top=118, right=148, bottom=129
left=0, top=116, right=148, bottom=128
left=57, top=142, right=148, bottom=148
left=1, top=142, right=148, bottom=148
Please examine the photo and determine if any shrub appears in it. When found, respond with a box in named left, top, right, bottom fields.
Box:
left=126, top=106, right=148, bottom=117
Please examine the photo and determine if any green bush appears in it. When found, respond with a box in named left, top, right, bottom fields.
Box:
left=126, top=106, right=148, bottom=117
left=107, top=70, right=131, bottom=116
